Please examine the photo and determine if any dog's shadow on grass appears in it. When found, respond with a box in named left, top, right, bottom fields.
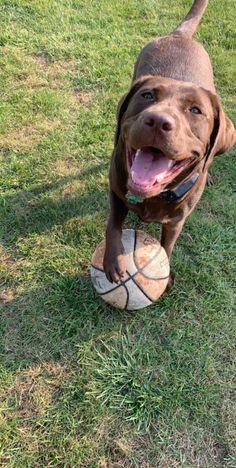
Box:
left=0, top=161, right=130, bottom=368
left=0, top=162, right=109, bottom=249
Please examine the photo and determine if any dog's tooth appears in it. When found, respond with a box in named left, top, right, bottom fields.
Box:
left=168, top=160, right=175, bottom=168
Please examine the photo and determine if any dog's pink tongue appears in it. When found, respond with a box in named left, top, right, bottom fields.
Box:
left=131, top=148, right=173, bottom=187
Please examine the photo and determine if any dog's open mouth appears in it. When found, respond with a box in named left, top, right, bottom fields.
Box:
left=127, top=146, right=191, bottom=196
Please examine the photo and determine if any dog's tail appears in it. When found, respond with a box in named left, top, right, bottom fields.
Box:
left=172, top=0, right=208, bottom=38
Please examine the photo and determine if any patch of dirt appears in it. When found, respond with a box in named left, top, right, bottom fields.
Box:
left=155, top=428, right=225, bottom=468
left=222, top=398, right=236, bottom=456
left=95, top=427, right=227, bottom=467
left=0, top=247, right=16, bottom=267
left=68, top=88, right=93, bottom=110
left=0, top=119, right=60, bottom=152
left=33, top=50, right=53, bottom=66
left=18, top=77, right=49, bottom=90
left=0, top=246, right=20, bottom=287
left=32, top=53, right=78, bottom=74
left=6, top=361, right=73, bottom=421
left=55, top=158, right=80, bottom=177
left=62, top=183, right=80, bottom=197
left=0, top=360, right=77, bottom=461
left=73, top=87, right=93, bottom=102
left=0, top=289, right=14, bottom=304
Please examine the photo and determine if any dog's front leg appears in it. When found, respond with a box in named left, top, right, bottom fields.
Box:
left=161, top=219, right=185, bottom=288
left=103, top=190, right=128, bottom=283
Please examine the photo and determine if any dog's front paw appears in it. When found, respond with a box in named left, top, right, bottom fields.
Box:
left=103, top=248, right=126, bottom=284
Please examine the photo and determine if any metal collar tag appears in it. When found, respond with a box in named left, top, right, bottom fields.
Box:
left=126, top=193, right=145, bottom=205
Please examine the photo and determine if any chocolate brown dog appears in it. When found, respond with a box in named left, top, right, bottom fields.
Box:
left=103, top=0, right=236, bottom=286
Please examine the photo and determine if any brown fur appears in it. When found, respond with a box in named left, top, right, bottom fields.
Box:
left=103, top=0, right=236, bottom=285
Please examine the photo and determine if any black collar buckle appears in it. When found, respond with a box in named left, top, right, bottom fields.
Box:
left=159, top=172, right=200, bottom=203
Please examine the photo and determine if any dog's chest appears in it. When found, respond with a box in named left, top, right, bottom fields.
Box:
left=126, top=198, right=183, bottom=224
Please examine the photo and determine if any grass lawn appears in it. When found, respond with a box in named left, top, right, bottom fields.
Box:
left=0, top=0, right=235, bottom=466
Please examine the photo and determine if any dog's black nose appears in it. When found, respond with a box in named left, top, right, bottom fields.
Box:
left=144, top=112, right=175, bottom=132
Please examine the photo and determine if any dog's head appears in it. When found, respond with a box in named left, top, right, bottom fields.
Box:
left=115, top=75, right=235, bottom=198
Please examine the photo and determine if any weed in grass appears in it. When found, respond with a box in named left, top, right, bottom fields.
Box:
left=80, top=330, right=163, bottom=432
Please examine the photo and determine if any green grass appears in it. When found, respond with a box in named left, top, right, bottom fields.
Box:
left=0, top=0, right=235, bottom=466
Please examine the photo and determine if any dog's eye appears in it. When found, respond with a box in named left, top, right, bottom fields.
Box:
left=141, top=91, right=154, bottom=100
left=190, top=106, right=202, bottom=114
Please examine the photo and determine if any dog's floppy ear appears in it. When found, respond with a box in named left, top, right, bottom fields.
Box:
left=114, top=76, right=152, bottom=146
left=204, top=92, right=236, bottom=169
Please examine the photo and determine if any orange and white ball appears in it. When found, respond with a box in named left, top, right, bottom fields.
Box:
left=91, top=229, right=170, bottom=310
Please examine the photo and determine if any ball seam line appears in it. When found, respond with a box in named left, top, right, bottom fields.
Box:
left=133, top=230, right=165, bottom=272
left=91, top=263, right=169, bottom=285
left=93, top=276, right=126, bottom=295
left=126, top=271, right=154, bottom=304
left=99, top=282, right=130, bottom=310
left=124, top=283, right=130, bottom=310
left=91, top=264, right=104, bottom=273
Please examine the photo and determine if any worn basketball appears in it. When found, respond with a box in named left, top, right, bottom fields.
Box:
left=91, top=229, right=170, bottom=310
